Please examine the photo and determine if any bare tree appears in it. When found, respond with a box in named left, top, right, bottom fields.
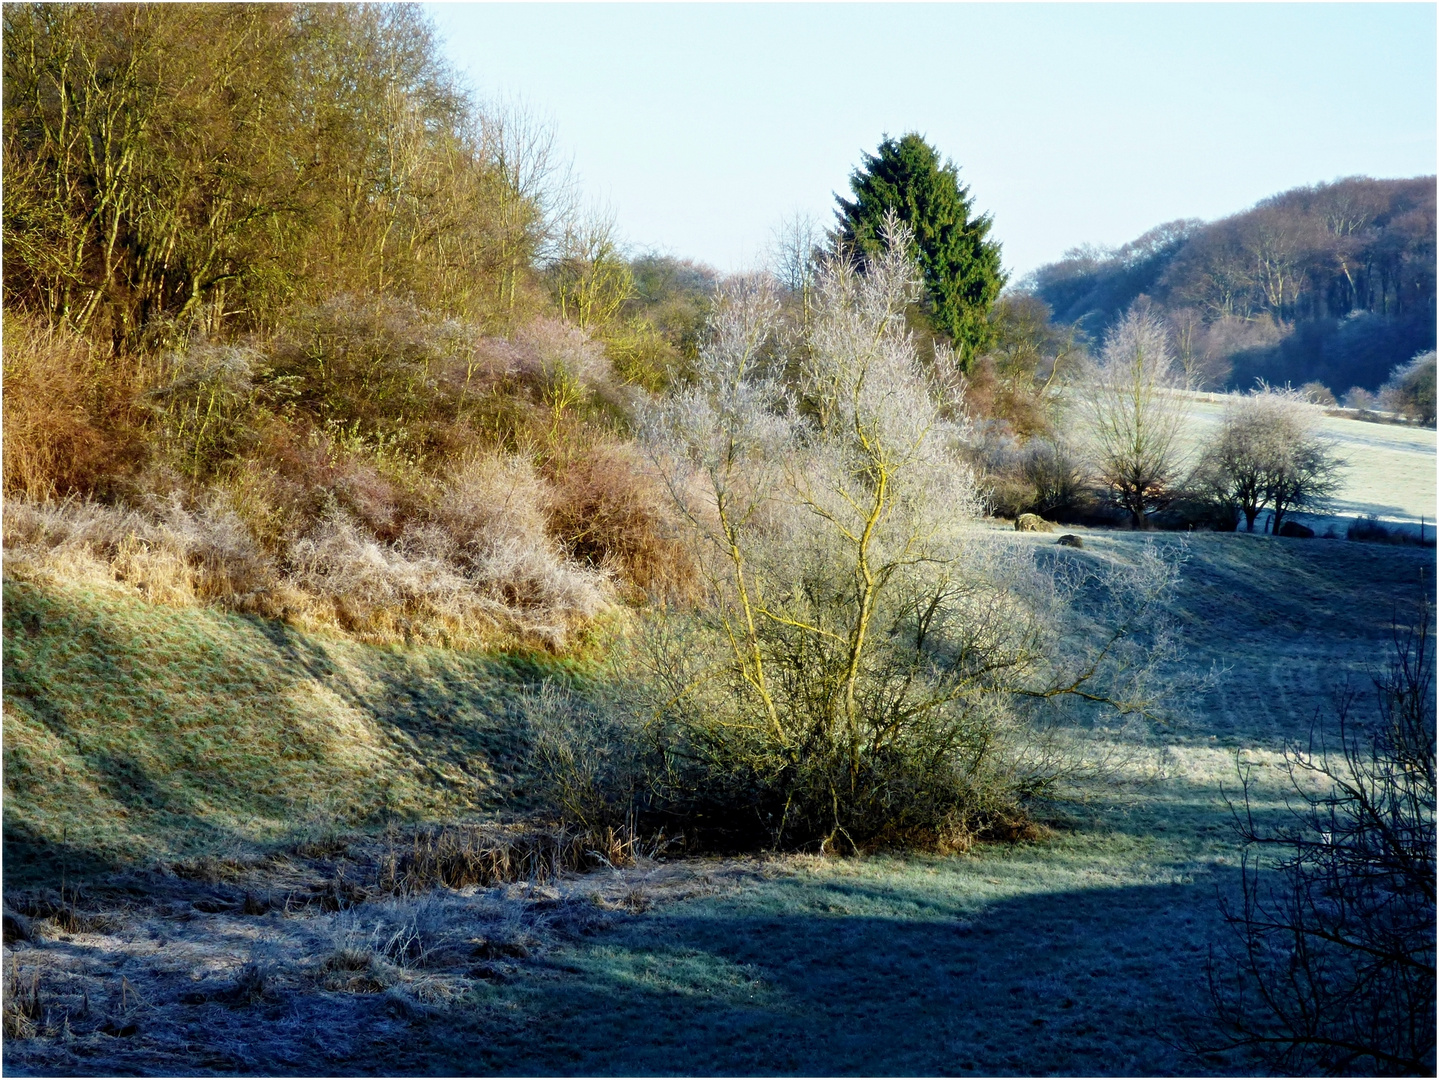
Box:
left=1168, top=306, right=1231, bottom=391
left=1267, top=427, right=1345, bottom=535
left=636, top=218, right=1186, bottom=851
left=1208, top=610, right=1436, bottom=1076
left=769, top=210, right=824, bottom=327
left=548, top=204, right=632, bottom=331
left=477, top=96, right=577, bottom=315
left=1193, top=386, right=1345, bottom=533
left=1077, top=307, right=1190, bottom=528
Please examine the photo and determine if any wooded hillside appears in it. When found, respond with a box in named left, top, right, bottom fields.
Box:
left=1024, top=176, right=1436, bottom=394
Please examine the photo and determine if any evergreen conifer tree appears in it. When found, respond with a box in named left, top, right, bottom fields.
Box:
left=836, top=133, right=1005, bottom=368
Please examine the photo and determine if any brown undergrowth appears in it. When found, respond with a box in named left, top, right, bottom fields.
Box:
left=3, top=301, right=695, bottom=651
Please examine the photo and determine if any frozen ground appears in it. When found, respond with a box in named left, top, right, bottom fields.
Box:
left=3, top=531, right=1433, bottom=1076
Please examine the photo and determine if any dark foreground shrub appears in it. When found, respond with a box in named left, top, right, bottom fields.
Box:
left=1347, top=515, right=1436, bottom=547
left=1206, top=609, right=1436, bottom=1076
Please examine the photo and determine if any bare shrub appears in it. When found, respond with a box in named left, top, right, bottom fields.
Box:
left=601, top=219, right=1189, bottom=853
left=145, top=342, right=263, bottom=482
left=1342, top=386, right=1378, bottom=411
left=1021, top=438, right=1089, bottom=519
left=1346, top=516, right=1436, bottom=548
left=545, top=443, right=697, bottom=602
left=1207, top=611, right=1436, bottom=1076
left=266, top=294, right=475, bottom=447
left=1298, top=381, right=1337, bottom=407
left=512, top=315, right=613, bottom=406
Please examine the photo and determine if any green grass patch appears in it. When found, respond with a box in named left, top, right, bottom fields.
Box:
left=3, top=578, right=565, bottom=884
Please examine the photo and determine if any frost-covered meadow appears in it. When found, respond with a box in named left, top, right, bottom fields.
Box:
left=6, top=529, right=1431, bottom=1076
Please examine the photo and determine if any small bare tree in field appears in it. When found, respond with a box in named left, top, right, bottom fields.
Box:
left=1078, top=308, right=1190, bottom=528
left=1194, top=387, right=1344, bottom=533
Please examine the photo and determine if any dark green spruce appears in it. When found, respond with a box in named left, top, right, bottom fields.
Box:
left=836, top=133, right=1005, bottom=368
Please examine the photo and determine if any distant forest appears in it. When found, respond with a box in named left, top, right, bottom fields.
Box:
left=1023, top=176, right=1436, bottom=394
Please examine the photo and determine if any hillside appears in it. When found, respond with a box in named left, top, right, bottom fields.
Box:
left=3, top=530, right=1432, bottom=1074
left=0, top=575, right=572, bottom=884
left=1024, top=176, right=1437, bottom=394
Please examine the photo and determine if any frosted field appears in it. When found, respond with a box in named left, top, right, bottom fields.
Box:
left=7, top=530, right=1433, bottom=1076
left=1176, top=397, right=1436, bottom=528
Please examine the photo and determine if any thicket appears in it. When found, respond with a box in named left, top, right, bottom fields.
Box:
left=526, top=225, right=1186, bottom=853
left=1379, top=351, right=1437, bottom=426
left=1, top=3, right=693, bottom=649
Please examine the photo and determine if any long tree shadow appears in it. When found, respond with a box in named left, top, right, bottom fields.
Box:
left=425, top=873, right=1254, bottom=1077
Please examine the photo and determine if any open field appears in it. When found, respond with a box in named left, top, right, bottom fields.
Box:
left=4, top=528, right=1432, bottom=1075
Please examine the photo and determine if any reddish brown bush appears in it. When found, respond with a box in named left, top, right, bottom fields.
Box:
left=2, top=315, right=147, bottom=499
left=545, top=443, right=696, bottom=604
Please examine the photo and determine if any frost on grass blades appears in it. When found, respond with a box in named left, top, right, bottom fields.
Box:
left=1205, top=608, right=1437, bottom=1076
left=523, top=219, right=1193, bottom=855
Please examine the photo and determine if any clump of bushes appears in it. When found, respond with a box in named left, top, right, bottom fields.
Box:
left=524, top=227, right=1185, bottom=854
left=2, top=5, right=704, bottom=651
left=1346, top=515, right=1436, bottom=548
left=2, top=298, right=692, bottom=649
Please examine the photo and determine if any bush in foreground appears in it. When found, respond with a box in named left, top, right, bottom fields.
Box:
left=528, top=223, right=1186, bottom=854
left=1207, top=609, right=1436, bottom=1076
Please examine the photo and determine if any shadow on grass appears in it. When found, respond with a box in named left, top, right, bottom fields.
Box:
left=2, top=579, right=558, bottom=887
left=427, top=875, right=1246, bottom=1077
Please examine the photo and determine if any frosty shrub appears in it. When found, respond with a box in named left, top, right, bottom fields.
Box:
left=570, top=217, right=1189, bottom=853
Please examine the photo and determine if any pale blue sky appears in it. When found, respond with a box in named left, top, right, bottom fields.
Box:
left=428, top=3, right=1437, bottom=280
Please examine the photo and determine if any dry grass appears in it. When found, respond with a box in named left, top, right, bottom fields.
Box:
left=0, top=830, right=749, bottom=1074
left=4, top=474, right=610, bottom=650
left=1, top=314, right=148, bottom=501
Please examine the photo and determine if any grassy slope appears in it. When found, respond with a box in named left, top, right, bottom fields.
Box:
left=434, top=530, right=1437, bottom=1076
left=3, top=578, right=566, bottom=883
left=3, top=531, right=1433, bottom=1074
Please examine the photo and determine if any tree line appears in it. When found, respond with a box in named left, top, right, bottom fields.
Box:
left=2, top=3, right=561, bottom=352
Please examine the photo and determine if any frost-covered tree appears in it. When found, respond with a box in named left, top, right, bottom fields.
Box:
left=1380, top=351, right=1437, bottom=426
left=1077, top=308, right=1190, bottom=528
left=637, top=218, right=1183, bottom=852
left=1194, top=387, right=1345, bottom=533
